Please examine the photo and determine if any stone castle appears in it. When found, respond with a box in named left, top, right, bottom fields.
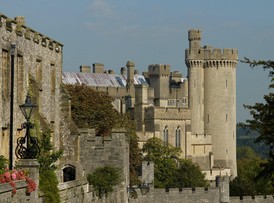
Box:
left=0, top=13, right=247, bottom=202
left=63, top=30, right=238, bottom=180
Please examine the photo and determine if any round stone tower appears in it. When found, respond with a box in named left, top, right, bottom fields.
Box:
left=185, top=29, right=238, bottom=177
left=203, top=48, right=238, bottom=177
left=185, top=30, right=204, bottom=135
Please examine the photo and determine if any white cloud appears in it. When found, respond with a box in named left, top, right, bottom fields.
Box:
left=88, top=0, right=115, bottom=18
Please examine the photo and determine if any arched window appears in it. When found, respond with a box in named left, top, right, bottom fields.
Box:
left=175, top=127, right=181, bottom=147
left=63, top=165, right=76, bottom=182
left=163, top=126, right=168, bottom=145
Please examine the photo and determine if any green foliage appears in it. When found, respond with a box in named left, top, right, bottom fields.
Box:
left=175, top=159, right=209, bottom=188
left=87, top=166, right=122, bottom=198
left=64, top=84, right=122, bottom=136
left=237, top=125, right=268, bottom=158
left=38, top=131, right=63, bottom=170
left=65, top=84, right=142, bottom=185
left=39, top=169, right=60, bottom=203
left=122, top=114, right=142, bottom=186
left=241, top=58, right=274, bottom=186
left=143, top=137, right=208, bottom=188
left=38, top=131, right=62, bottom=203
left=143, top=137, right=181, bottom=188
left=0, top=155, right=7, bottom=174
left=230, top=147, right=274, bottom=196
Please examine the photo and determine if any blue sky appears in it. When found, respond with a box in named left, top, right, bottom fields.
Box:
left=2, top=0, right=274, bottom=122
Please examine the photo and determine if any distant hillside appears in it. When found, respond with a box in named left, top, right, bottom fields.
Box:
left=236, top=125, right=269, bottom=158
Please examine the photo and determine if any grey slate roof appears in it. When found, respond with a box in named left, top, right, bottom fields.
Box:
left=62, top=72, right=148, bottom=87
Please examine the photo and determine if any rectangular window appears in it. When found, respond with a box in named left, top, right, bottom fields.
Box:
left=50, top=64, right=56, bottom=94
left=175, top=128, right=181, bottom=147
left=17, top=55, right=24, bottom=103
left=2, top=50, right=10, bottom=100
left=36, top=60, right=42, bottom=87
left=163, top=127, right=168, bottom=145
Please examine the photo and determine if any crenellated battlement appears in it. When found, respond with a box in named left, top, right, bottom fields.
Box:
left=185, top=47, right=238, bottom=61
left=204, top=60, right=238, bottom=68
left=186, top=29, right=238, bottom=62
left=230, top=195, right=274, bottom=203
left=185, top=60, right=204, bottom=68
left=130, top=187, right=221, bottom=203
left=191, top=133, right=212, bottom=145
left=203, top=47, right=238, bottom=60
left=0, top=13, right=63, bottom=52
left=188, top=29, right=202, bottom=41
left=148, top=64, right=171, bottom=76
left=145, top=106, right=191, bottom=120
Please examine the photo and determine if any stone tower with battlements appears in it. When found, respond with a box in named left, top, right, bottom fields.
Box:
left=185, top=29, right=238, bottom=177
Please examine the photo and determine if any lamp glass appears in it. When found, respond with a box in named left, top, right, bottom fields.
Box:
left=19, top=94, right=37, bottom=121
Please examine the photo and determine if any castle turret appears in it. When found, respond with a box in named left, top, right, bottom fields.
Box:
left=126, top=60, right=135, bottom=84
left=185, top=29, right=238, bottom=178
left=188, top=29, right=202, bottom=50
left=148, top=64, right=170, bottom=107
left=125, top=61, right=135, bottom=109
left=185, top=30, right=204, bottom=135
left=134, top=84, right=149, bottom=131
left=203, top=47, right=238, bottom=178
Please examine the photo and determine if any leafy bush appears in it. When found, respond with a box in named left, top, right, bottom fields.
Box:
left=143, top=137, right=209, bottom=188
left=87, top=166, right=122, bottom=198
left=38, top=131, right=62, bottom=203
left=0, top=155, right=7, bottom=174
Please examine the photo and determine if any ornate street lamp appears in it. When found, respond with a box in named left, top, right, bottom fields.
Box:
left=15, top=94, right=40, bottom=159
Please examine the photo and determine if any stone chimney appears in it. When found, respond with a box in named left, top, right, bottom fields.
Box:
left=79, top=65, right=91, bottom=73
left=108, top=70, right=115, bottom=75
left=93, top=63, right=104, bottom=74
left=120, top=67, right=126, bottom=75
left=126, top=61, right=135, bottom=83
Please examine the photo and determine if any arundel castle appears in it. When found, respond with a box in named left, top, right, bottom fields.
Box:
left=0, top=13, right=240, bottom=202
left=63, top=30, right=238, bottom=179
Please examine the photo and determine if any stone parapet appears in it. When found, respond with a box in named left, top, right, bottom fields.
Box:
left=0, top=13, right=62, bottom=52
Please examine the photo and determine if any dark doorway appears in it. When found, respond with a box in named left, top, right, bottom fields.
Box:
left=63, top=165, right=76, bottom=182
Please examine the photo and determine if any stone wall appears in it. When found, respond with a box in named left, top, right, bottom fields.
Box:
left=230, top=196, right=274, bottom=203
left=0, top=180, right=42, bottom=203
left=0, top=13, right=63, bottom=165
left=58, top=179, right=93, bottom=203
left=130, top=187, right=220, bottom=203
left=128, top=188, right=274, bottom=203
left=79, top=128, right=129, bottom=202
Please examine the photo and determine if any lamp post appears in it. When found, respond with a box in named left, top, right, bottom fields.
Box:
left=15, top=94, right=40, bottom=159
left=9, top=43, right=16, bottom=170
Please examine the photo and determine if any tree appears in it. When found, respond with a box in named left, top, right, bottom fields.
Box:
left=230, top=147, right=273, bottom=196
left=64, top=84, right=122, bottom=136
left=143, top=137, right=181, bottom=188
left=143, top=137, right=208, bottom=188
left=175, top=159, right=209, bottom=188
left=38, top=131, right=63, bottom=203
left=121, top=114, right=142, bottom=186
left=65, top=84, right=143, bottom=185
left=87, top=166, right=122, bottom=198
left=241, top=58, right=274, bottom=187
